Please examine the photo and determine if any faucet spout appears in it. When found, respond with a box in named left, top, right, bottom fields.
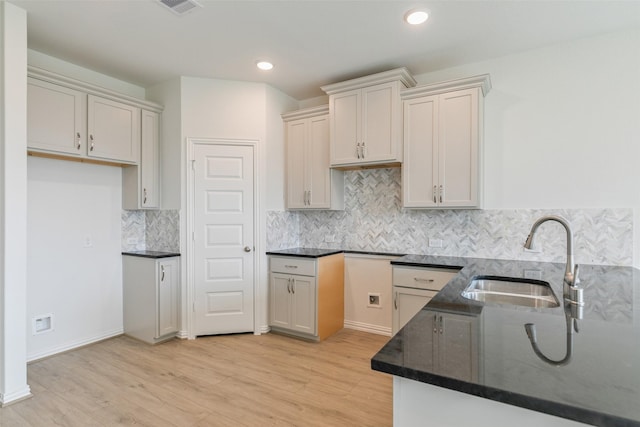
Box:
left=524, top=215, right=575, bottom=286
left=524, top=215, right=583, bottom=305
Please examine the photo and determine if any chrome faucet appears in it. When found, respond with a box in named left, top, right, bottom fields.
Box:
left=523, top=215, right=584, bottom=309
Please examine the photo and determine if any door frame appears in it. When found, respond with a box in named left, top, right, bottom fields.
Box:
left=185, top=137, right=261, bottom=339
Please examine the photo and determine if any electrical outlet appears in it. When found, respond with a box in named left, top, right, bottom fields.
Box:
left=33, top=314, right=53, bottom=335
left=367, top=293, right=381, bottom=308
left=428, top=238, right=443, bottom=248
left=83, top=234, right=93, bottom=248
left=325, top=234, right=336, bottom=243
left=126, top=237, right=138, bottom=245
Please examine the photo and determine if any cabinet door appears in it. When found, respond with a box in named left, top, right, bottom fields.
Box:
left=156, top=258, right=179, bottom=338
left=403, top=95, right=439, bottom=208
left=140, top=110, right=160, bottom=208
left=285, top=119, right=307, bottom=209
left=307, top=114, right=331, bottom=208
left=438, top=88, right=479, bottom=207
left=290, top=276, right=316, bottom=335
left=330, top=89, right=361, bottom=166
left=27, top=78, right=85, bottom=156
left=361, top=82, right=400, bottom=163
left=392, top=286, right=437, bottom=335
left=270, top=273, right=292, bottom=328
left=438, top=313, right=478, bottom=382
left=403, top=310, right=437, bottom=372
left=87, top=95, right=140, bottom=164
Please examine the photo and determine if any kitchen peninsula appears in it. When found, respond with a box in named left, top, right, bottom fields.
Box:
left=372, top=255, right=640, bottom=427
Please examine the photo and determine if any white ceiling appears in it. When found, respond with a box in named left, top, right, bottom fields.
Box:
left=9, top=0, right=640, bottom=100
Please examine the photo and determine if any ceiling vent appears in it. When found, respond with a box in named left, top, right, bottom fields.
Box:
left=158, top=0, right=202, bottom=15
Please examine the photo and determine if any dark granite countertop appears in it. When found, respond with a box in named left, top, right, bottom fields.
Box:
left=266, top=248, right=405, bottom=258
left=373, top=255, right=640, bottom=427
left=122, top=250, right=181, bottom=259
left=266, top=247, right=343, bottom=258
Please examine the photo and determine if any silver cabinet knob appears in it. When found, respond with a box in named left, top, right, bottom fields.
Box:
left=244, top=246, right=252, bottom=253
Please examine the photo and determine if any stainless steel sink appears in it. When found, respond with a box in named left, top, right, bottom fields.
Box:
left=461, top=276, right=560, bottom=308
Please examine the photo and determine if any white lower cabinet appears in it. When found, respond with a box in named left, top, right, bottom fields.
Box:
left=392, top=265, right=457, bottom=334
left=123, top=255, right=180, bottom=344
left=271, top=272, right=316, bottom=335
left=269, top=254, right=344, bottom=341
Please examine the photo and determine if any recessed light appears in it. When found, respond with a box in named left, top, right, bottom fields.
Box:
left=404, top=9, right=429, bottom=25
left=256, top=61, right=274, bottom=71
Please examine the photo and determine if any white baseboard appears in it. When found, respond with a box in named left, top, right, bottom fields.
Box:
left=255, top=325, right=270, bottom=335
left=343, top=320, right=392, bottom=336
left=27, top=328, right=123, bottom=362
left=176, top=330, right=189, bottom=339
left=0, top=386, right=32, bottom=407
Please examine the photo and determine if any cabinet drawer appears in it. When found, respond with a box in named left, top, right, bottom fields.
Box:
left=270, top=257, right=316, bottom=276
left=393, top=266, right=457, bottom=291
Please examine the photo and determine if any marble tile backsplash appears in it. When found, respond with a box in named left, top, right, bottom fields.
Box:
left=122, top=210, right=180, bottom=252
left=267, top=168, right=634, bottom=266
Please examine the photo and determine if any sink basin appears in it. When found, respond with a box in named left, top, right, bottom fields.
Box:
left=461, top=276, right=560, bottom=308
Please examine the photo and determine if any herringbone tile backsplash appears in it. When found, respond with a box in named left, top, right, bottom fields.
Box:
left=268, top=168, right=633, bottom=266
left=122, top=210, right=180, bottom=252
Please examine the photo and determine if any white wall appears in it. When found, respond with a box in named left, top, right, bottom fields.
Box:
left=411, top=29, right=640, bottom=266
left=27, top=157, right=123, bottom=360
left=0, top=1, right=31, bottom=405
left=24, top=53, right=147, bottom=360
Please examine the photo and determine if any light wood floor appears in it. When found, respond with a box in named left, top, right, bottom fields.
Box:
left=0, top=329, right=392, bottom=426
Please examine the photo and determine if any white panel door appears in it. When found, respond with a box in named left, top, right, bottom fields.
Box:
left=193, top=143, right=254, bottom=336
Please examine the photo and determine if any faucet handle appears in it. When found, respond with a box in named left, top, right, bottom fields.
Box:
left=573, top=264, right=580, bottom=286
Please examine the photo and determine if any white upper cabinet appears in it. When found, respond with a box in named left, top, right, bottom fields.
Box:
left=87, top=95, right=140, bottom=164
left=402, top=75, right=491, bottom=209
left=26, top=67, right=162, bottom=167
left=283, top=106, right=344, bottom=210
left=322, top=68, right=416, bottom=168
left=27, top=78, right=86, bottom=156
left=123, top=109, right=160, bottom=209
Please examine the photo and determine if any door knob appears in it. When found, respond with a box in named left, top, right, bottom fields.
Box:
left=244, top=246, right=252, bottom=252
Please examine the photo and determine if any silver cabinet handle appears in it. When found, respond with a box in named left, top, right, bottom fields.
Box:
left=303, top=191, right=307, bottom=205
left=143, top=188, right=147, bottom=204
left=284, top=265, right=298, bottom=269
left=433, top=185, right=437, bottom=203
left=89, top=134, right=95, bottom=151
left=394, top=292, right=398, bottom=310
left=76, top=132, right=81, bottom=150
left=439, top=185, right=443, bottom=203
left=161, top=265, right=165, bottom=282
left=291, top=278, right=295, bottom=294
left=433, top=314, right=438, bottom=333
left=361, top=141, right=366, bottom=158
left=287, top=278, right=291, bottom=293
left=244, top=246, right=252, bottom=253
left=414, top=277, right=435, bottom=283
left=307, top=190, right=311, bottom=206
left=439, top=315, right=443, bottom=334
left=356, top=142, right=361, bottom=159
